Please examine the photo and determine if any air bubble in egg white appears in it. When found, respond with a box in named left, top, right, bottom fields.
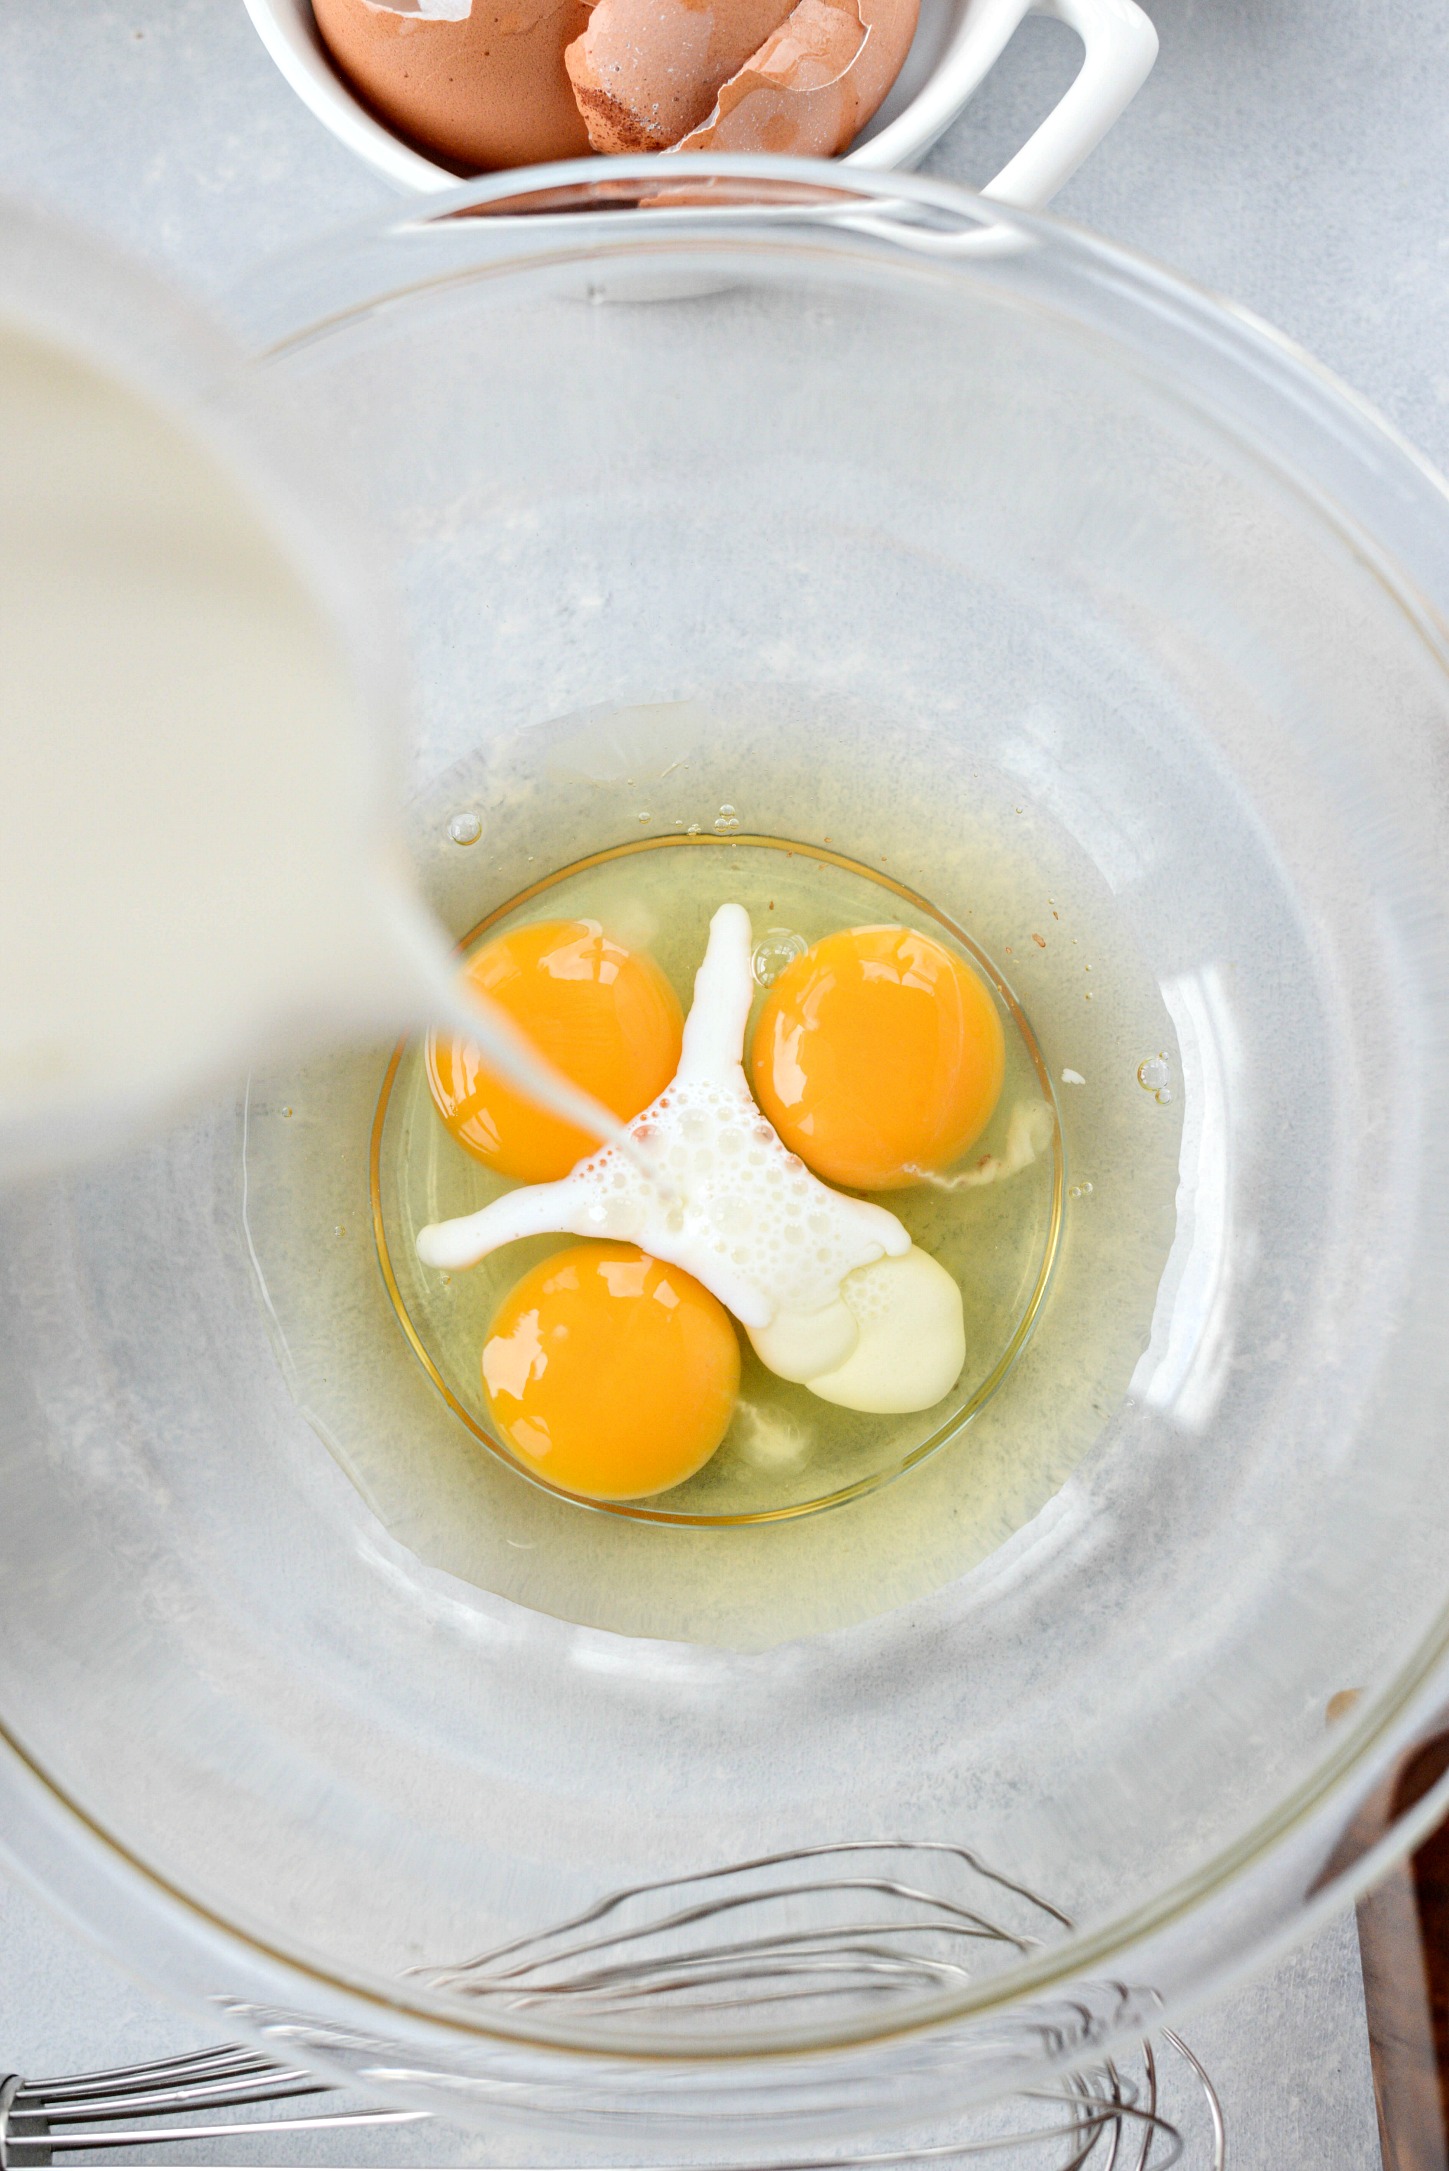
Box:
left=447, top=811, right=482, bottom=846
left=752, top=928, right=808, bottom=987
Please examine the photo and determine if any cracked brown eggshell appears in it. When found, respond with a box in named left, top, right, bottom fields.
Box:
left=313, top=0, right=594, bottom=170
left=676, top=0, right=920, bottom=157
left=564, top=0, right=797, bottom=153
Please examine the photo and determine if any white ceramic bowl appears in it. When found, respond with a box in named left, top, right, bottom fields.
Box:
left=242, top=0, right=1157, bottom=209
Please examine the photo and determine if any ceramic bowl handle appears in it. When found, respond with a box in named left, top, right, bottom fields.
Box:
left=851, top=0, right=1157, bottom=206
left=985, top=0, right=1157, bottom=205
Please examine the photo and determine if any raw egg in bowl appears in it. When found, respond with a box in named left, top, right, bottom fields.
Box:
left=359, top=852, right=1066, bottom=1526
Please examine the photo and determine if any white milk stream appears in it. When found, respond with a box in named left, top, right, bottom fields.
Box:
left=0, top=311, right=628, bottom=1180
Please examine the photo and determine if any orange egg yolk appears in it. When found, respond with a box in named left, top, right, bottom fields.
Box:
left=481, top=1242, right=740, bottom=1501
left=426, top=918, right=683, bottom=1183
left=749, top=923, right=1006, bottom=1191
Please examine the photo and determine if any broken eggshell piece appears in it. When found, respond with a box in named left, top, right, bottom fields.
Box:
left=312, top=0, right=594, bottom=169
left=570, top=0, right=918, bottom=159
left=416, top=904, right=967, bottom=1415
left=564, top=0, right=796, bottom=151
left=677, top=0, right=918, bottom=157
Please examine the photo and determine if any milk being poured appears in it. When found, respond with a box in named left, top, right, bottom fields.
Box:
left=0, top=311, right=619, bottom=1178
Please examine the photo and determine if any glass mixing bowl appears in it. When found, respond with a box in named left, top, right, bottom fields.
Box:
left=5, top=161, right=1449, bottom=2158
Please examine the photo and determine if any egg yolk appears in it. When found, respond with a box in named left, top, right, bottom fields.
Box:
left=749, top=924, right=1006, bottom=1191
left=426, top=918, right=683, bottom=1182
left=481, top=1242, right=740, bottom=1500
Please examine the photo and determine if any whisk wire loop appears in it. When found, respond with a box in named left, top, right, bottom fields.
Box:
left=1, top=1844, right=1223, bottom=2168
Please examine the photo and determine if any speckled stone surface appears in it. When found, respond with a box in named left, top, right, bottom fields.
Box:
left=3, top=1, right=1441, bottom=2162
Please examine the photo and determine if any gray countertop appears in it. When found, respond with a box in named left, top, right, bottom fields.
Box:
left=2, top=1, right=1442, bottom=2162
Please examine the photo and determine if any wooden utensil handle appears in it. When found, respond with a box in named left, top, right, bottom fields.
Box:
left=1353, top=1731, right=1449, bottom=2170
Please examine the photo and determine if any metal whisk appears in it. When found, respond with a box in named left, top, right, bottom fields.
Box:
left=411, top=1840, right=1225, bottom=2167
left=0, top=2046, right=426, bottom=2165
left=2, top=1842, right=1224, bottom=2167
left=415, top=1841, right=1083, bottom=2021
